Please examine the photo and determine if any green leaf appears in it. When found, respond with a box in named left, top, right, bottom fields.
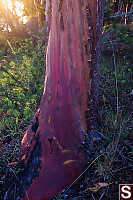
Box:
left=13, top=109, right=20, bottom=117
left=121, top=80, right=126, bottom=84
left=7, top=100, right=13, bottom=107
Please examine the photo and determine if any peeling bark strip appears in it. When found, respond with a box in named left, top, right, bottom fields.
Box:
left=3, top=1, right=99, bottom=200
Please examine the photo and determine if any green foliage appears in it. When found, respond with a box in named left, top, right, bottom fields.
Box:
left=0, top=37, right=46, bottom=136
left=0, top=1, right=133, bottom=199
left=99, top=50, right=133, bottom=139
left=116, top=25, right=133, bottom=45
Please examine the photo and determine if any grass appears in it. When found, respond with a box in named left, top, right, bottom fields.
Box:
left=0, top=37, right=46, bottom=132
left=0, top=36, right=46, bottom=198
left=53, top=26, right=133, bottom=199
left=0, top=26, right=133, bottom=199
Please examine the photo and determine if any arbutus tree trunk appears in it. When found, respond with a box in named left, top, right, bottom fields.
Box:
left=3, top=0, right=103, bottom=200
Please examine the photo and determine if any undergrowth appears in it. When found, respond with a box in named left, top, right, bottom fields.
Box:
left=53, top=26, right=133, bottom=200
left=0, top=26, right=133, bottom=200
left=0, top=37, right=45, bottom=198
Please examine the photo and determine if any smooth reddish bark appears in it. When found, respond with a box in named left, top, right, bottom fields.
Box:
left=4, top=1, right=99, bottom=200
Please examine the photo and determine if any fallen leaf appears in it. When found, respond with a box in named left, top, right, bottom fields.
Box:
left=85, top=182, right=113, bottom=193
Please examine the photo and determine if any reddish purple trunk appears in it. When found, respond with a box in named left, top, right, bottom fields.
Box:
left=18, top=1, right=99, bottom=200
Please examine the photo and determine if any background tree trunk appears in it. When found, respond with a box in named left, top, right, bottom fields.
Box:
left=45, top=0, right=51, bottom=34
left=3, top=1, right=100, bottom=200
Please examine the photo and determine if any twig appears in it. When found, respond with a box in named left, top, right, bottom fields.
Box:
left=106, top=41, right=121, bottom=166
left=6, top=39, right=16, bottom=54
left=0, top=65, right=26, bottom=90
left=110, top=11, right=133, bottom=18
left=99, top=191, right=106, bottom=200
left=91, top=193, right=96, bottom=200
left=111, top=164, right=133, bottom=177
left=58, top=152, right=107, bottom=199
left=111, top=41, right=119, bottom=116
left=116, top=148, right=133, bottom=162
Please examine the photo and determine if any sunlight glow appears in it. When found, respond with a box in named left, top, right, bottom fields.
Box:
left=2, top=0, right=24, bottom=16
left=23, top=16, right=28, bottom=24
left=2, top=0, right=27, bottom=23
left=2, top=0, right=13, bottom=11
left=15, top=1, right=24, bottom=17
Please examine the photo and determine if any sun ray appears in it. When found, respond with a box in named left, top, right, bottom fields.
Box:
left=2, top=0, right=24, bottom=17
left=2, top=0, right=13, bottom=11
left=15, top=1, right=24, bottom=17
left=1, top=0, right=27, bottom=24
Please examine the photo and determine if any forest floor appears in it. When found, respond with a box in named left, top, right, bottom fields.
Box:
left=52, top=26, right=133, bottom=200
left=0, top=25, right=133, bottom=199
